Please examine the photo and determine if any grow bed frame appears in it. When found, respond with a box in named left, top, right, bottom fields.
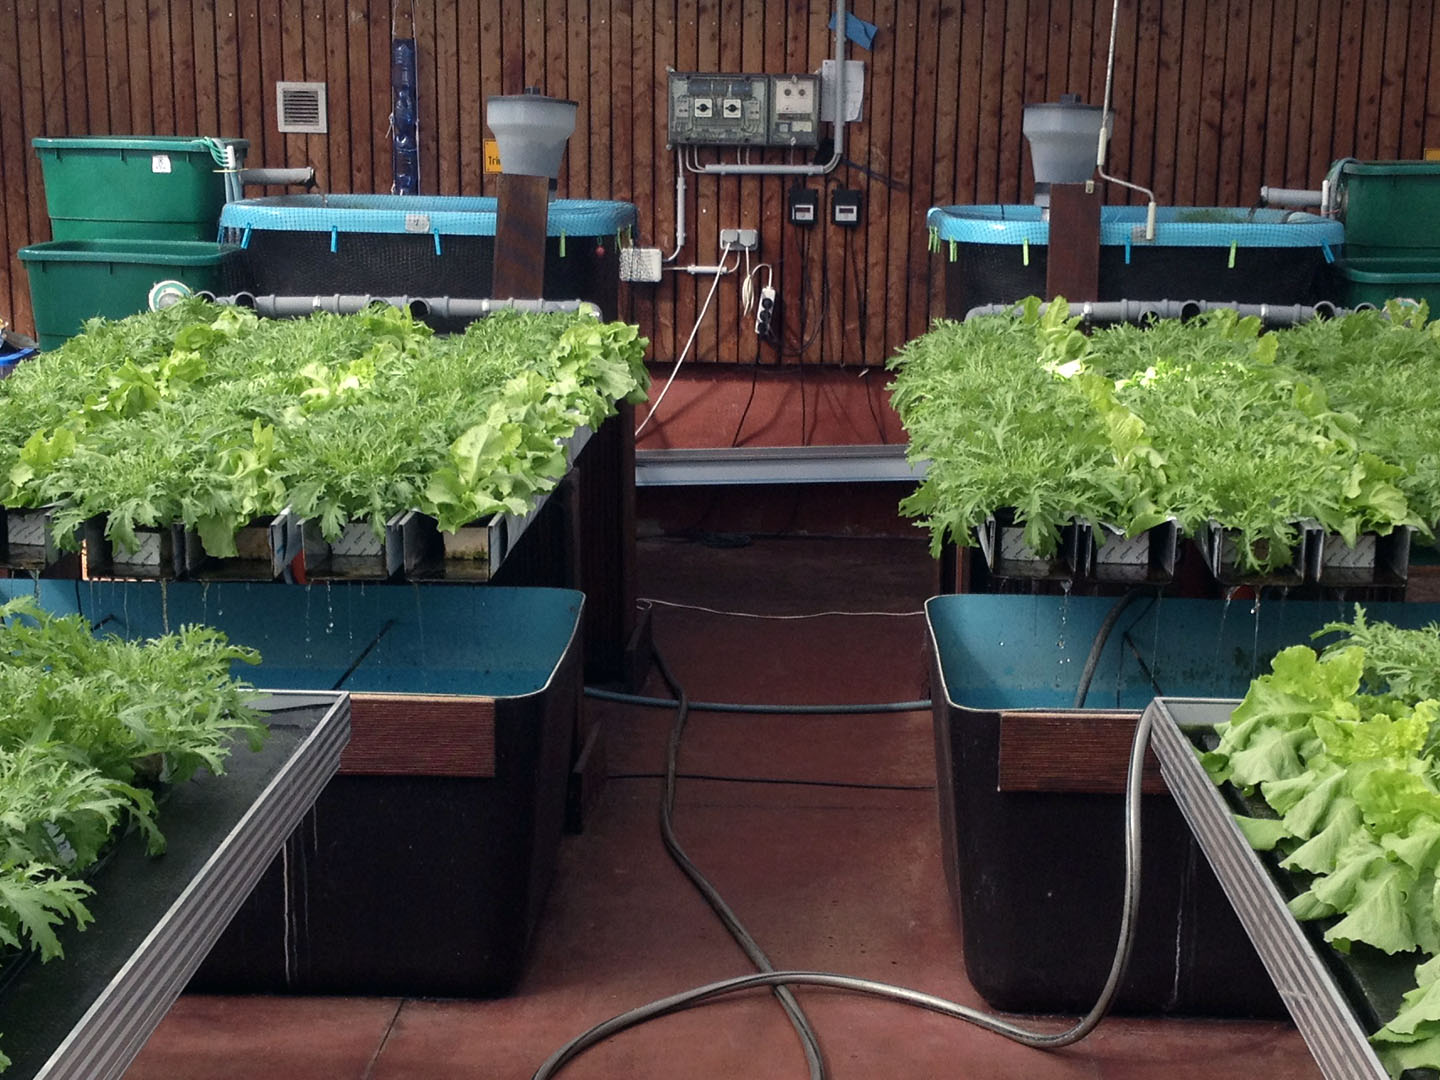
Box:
left=0, top=691, right=350, bottom=1080
left=1147, top=697, right=1421, bottom=1080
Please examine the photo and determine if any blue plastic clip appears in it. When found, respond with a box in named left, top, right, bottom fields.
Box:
left=1321, top=241, right=1335, bottom=264
left=433, top=229, right=442, bottom=256
left=241, top=225, right=252, bottom=250
left=330, top=227, right=338, bottom=254
left=1124, top=235, right=1132, bottom=265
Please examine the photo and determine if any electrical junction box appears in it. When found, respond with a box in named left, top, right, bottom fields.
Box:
left=619, top=247, right=663, bottom=283
left=668, top=72, right=821, bottom=148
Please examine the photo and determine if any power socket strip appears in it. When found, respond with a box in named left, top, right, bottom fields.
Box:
left=754, top=285, right=777, bottom=338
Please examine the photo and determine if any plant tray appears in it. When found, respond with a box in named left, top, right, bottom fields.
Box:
left=82, top=518, right=196, bottom=580
left=975, top=510, right=1088, bottom=580
left=1307, top=527, right=1412, bottom=588
left=401, top=427, right=590, bottom=583
left=183, top=509, right=305, bottom=582
left=1087, top=521, right=1179, bottom=585
left=1197, top=522, right=1307, bottom=587
left=1147, top=697, right=1411, bottom=1080
left=296, top=515, right=405, bottom=582
left=0, top=506, right=73, bottom=574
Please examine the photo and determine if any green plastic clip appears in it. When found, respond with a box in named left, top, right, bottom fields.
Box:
left=559, top=232, right=567, bottom=258
left=949, top=239, right=958, bottom=263
left=1228, top=240, right=1237, bottom=269
left=928, top=226, right=940, bottom=254
left=1023, top=238, right=1030, bottom=267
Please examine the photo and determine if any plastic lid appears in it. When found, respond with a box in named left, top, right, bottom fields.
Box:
left=33, top=135, right=249, bottom=153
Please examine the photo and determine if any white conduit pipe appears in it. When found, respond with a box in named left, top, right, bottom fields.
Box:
left=1096, top=0, right=1157, bottom=239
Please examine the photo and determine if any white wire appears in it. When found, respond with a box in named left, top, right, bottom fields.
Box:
left=639, top=597, right=924, bottom=620
left=634, top=252, right=738, bottom=438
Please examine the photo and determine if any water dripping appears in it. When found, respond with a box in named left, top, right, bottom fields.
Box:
left=201, top=581, right=211, bottom=624
left=1216, top=585, right=1239, bottom=663
left=160, top=579, right=170, bottom=635
left=412, top=583, right=427, bottom=660
left=325, top=581, right=334, bottom=635
left=303, top=584, right=313, bottom=661
left=1251, top=589, right=1263, bottom=678
left=28, top=569, right=39, bottom=601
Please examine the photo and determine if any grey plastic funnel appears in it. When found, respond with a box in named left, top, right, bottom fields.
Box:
left=1023, top=95, right=1109, bottom=203
left=486, top=90, right=578, bottom=180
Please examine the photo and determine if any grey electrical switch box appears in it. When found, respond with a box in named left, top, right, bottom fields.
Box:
left=668, top=72, right=821, bottom=148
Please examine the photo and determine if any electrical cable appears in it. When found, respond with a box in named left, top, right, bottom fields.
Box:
left=584, top=686, right=930, bottom=714
left=730, top=352, right=764, bottom=448
left=637, top=597, right=924, bottom=619
left=533, top=644, right=1154, bottom=1079
left=649, top=648, right=829, bottom=1080
left=609, top=772, right=935, bottom=793
left=635, top=251, right=738, bottom=437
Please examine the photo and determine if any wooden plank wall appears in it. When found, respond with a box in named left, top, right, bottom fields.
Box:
left=2, top=0, right=1438, bottom=367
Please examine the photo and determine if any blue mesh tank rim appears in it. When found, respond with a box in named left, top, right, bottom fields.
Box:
left=219, top=195, right=637, bottom=237
left=928, top=205, right=1344, bottom=248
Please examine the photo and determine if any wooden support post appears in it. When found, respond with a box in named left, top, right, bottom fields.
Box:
left=491, top=172, right=551, bottom=301
left=1045, top=181, right=1101, bottom=303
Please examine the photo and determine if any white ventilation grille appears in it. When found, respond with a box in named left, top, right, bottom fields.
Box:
left=276, top=82, right=328, bottom=134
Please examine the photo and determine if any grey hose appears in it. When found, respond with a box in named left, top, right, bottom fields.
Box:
left=531, top=689, right=1151, bottom=1079
left=651, top=647, right=828, bottom=1080
left=1073, top=589, right=1145, bottom=708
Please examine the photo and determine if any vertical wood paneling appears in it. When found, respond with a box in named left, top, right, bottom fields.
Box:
left=2, top=1, right=1440, bottom=365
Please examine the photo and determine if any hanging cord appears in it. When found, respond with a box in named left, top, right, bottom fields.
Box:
left=650, top=647, right=828, bottom=1080
left=533, top=634, right=1152, bottom=1079
left=635, top=251, right=738, bottom=437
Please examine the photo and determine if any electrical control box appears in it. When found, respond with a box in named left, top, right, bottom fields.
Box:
left=668, top=72, right=821, bottom=148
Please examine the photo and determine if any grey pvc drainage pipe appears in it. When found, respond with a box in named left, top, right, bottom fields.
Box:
left=198, top=293, right=594, bottom=319
left=963, top=298, right=1342, bottom=325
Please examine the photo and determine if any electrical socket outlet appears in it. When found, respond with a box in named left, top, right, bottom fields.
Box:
left=720, top=227, right=759, bottom=251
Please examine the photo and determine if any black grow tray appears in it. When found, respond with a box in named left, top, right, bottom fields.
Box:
left=1148, top=697, right=1435, bottom=1080
left=0, top=692, right=349, bottom=1080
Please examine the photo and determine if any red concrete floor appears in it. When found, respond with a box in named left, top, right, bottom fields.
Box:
left=126, top=535, right=1321, bottom=1080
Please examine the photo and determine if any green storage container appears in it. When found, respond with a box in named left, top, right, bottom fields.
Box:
left=33, top=136, right=248, bottom=241
left=18, top=239, right=239, bottom=350
left=1336, top=255, right=1440, bottom=311
left=1338, top=160, right=1440, bottom=258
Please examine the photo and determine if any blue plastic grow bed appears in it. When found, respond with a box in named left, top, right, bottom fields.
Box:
left=925, top=593, right=1440, bottom=1017
left=0, top=579, right=585, bottom=996
left=219, top=194, right=637, bottom=319
left=928, top=204, right=1345, bottom=316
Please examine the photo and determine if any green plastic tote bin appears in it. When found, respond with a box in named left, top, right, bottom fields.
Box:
left=33, top=136, right=247, bottom=241
left=18, top=239, right=239, bottom=350
left=1336, top=160, right=1440, bottom=258
left=1336, top=255, right=1440, bottom=311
